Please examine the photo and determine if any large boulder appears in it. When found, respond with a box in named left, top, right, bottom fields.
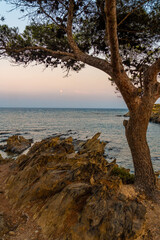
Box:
left=1, top=135, right=33, bottom=154
left=6, top=134, right=146, bottom=240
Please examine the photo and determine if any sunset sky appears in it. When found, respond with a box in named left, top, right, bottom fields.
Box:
left=0, top=1, right=159, bottom=108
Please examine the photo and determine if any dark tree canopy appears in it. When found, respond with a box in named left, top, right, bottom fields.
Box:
left=1, top=0, right=160, bottom=85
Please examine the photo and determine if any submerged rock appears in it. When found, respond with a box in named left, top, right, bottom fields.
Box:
left=6, top=133, right=146, bottom=240
left=1, top=135, right=33, bottom=154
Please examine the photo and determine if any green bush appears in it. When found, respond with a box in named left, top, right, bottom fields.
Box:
left=110, top=166, right=135, bottom=184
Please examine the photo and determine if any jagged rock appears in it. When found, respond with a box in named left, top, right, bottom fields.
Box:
left=2, top=135, right=33, bottom=154
left=78, top=132, right=106, bottom=156
left=6, top=133, right=146, bottom=240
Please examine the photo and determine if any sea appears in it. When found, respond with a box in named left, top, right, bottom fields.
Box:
left=0, top=108, right=159, bottom=172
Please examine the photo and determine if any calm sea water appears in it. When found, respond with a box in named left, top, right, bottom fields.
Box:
left=0, top=108, right=159, bottom=172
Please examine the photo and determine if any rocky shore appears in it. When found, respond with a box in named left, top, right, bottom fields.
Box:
left=0, top=134, right=160, bottom=240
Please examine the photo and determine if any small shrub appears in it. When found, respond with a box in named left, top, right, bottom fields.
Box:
left=110, top=166, right=135, bottom=184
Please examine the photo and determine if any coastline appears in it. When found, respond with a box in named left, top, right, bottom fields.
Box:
left=0, top=134, right=160, bottom=240
left=0, top=108, right=159, bottom=172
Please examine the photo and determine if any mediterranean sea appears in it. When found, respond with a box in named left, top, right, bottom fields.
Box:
left=0, top=108, right=159, bottom=172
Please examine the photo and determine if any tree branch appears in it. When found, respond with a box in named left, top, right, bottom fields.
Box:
left=157, top=83, right=160, bottom=98
left=4, top=44, right=113, bottom=75
left=143, top=58, right=160, bottom=98
left=39, top=3, right=66, bottom=31
left=147, top=58, right=160, bottom=79
left=117, top=0, right=150, bottom=27
left=105, top=0, right=139, bottom=110
left=6, top=46, right=76, bottom=59
left=67, top=0, right=82, bottom=55
left=153, top=82, right=160, bottom=101
left=78, top=55, right=113, bottom=76
left=66, top=0, right=113, bottom=75
left=105, top=0, right=121, bottom=73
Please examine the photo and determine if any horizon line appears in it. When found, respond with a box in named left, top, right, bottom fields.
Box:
left=0, top=106, right=128, bottom=110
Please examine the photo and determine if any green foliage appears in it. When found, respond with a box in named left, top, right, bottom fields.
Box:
left=1, top=0, right=160, bottom=80
left=152, top=104, right=160, bottom=114
left=110, top=166, right=135, bottom=184
left=23, top=24, right=69, bottom=50
left=0, top=23, right=84, bottom=71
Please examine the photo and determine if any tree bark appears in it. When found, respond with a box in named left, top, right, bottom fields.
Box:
left=124, top=104, right=156, bottom=194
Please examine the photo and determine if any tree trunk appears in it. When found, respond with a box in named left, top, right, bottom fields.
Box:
left=124, top=106, right=156, bottom=195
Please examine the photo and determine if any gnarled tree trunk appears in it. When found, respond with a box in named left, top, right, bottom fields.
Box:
left=124, top=104, right=156, bottom=194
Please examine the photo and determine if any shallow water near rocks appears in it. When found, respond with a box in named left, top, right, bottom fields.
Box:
left=0, top=108, right=159, bottom=172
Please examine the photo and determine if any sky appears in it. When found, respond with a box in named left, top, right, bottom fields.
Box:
left=0, top=1, right=159, bottom=108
